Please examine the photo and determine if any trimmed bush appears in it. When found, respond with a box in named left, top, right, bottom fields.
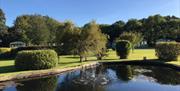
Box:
left=0, top=48, right=11, bottom=53
left=155, top=42, right=180, bottom=61
left=10, top=46, right=62, bottom=58
left=116, top=40, right=131, bottom=59
left=0, top=48, right=12, bottom=59
left=15, top=50, right=58, bottom=70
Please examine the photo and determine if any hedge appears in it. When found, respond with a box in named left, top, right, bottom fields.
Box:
left=155, top=42, right=180, bottom=61
left=10, top=46, right=63, bottom=58
left=15, top=50, right=58, bottom=70
left=116, top=40, right=131, bottom=59
left=0, top=48, right=12, bottom=59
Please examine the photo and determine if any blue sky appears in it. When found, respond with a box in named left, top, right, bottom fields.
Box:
left=0, top=0, right=179, bottom=26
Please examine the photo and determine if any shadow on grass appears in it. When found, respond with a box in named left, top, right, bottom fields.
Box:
left=59, top=61, right=81, bottom=64
left=101, top=58, right=118, bottom=61
left=62, top=56, right=80, bottom=59
left=0, top=65, right=16, bottom=74
left=0, top=58, right=14, bottom=61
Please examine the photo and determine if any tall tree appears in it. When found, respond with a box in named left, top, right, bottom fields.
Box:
left=55, top=21, right=80, bottom=54
left=77, top=21, right=107, bottom=62
left=44, top=16, right=62, bottom=44
left=143, top=14, right=166, bottom=46
left=117, top=32, right=143, bottom=51
left=110, top=21, right=125, bottom=42
left=0, top=8, right=8, bottom=46
left=124, top=19, right=142, bottom=32
left=14, top=14, right=61, bottom=45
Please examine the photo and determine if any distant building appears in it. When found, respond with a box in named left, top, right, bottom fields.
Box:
left=10, top=41, right=26, bottom=48
left=156, top=39, right=174, bottom=44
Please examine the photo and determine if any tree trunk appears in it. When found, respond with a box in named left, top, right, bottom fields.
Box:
left=58, top=56, right=60, bottom=64
left=80, top=56, right=83, bottom=62
left=97, top=54, right=102, bottom=60
left=85, top=56, right=87, bottom=61
left=97, top=57, right=102, bottom=60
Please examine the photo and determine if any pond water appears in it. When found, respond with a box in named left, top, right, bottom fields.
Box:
left=1, top=64, right=180, bottom=91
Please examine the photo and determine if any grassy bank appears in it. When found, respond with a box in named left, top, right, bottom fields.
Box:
left=0, top=49, right=179, bottom=76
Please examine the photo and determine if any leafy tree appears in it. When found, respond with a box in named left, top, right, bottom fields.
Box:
left=117, top=32, right=143, bottom=51
left=55, top=21, right=80, bottom=54
left=44, top=16, right=62, bottom=44
left=160, top=17, right=180, bottom=40
left=0, top=8, right=8, bottom=47
left=14, top=14, right=61, bottom=45
left=77, top=21, right=107, bottom=62
left=109, top=21, right=125, bottom=42
left=143, top=15, right=166, bottom=46
left=124, top=19, right=142, bottom=32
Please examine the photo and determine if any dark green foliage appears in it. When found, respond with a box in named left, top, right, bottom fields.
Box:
left=100, top=15, right=180, bottom=47
left=13, top=14, right=61, bottom=45
left=116, top=40, right=131, bottom=59
left=55, top=21, right=80, bottom=55
left=155, top=42, right=180, bottom=61
left=124, top=19, right=142, bottom=32
left=0, top=8, right=6, bottom=31
left=15, top=50, right=58, bottom=70
left=0, top=8, right=8, bottom=47
left=1, top=7, right=180, bottom=49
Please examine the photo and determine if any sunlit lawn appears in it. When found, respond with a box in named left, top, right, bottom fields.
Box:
left=0, top=49, right=179, bottom=76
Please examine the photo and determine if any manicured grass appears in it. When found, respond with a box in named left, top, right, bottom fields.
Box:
left=0, top=49, right=179, bottom=76
left=103, top=49, right=157, bottom=61
left=0, top=60, right=15, bottom=73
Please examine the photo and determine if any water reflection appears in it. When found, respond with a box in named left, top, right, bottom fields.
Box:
left=16, top=76, right=57, bottom=91
left=111, top=65, right=133, bottom=81
left=1, top=65, right=180, bottom=91
left=139, top=66, right=180, bottom=85
left=56, top=66, right=108, bottom=91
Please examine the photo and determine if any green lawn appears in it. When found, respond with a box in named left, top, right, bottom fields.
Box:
left=0, top=49, right=179, bottom=76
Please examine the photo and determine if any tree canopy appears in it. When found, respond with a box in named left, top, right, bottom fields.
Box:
left=13, top=15, right=61, bottom=45
left=0, top=8, right=179, bottom=48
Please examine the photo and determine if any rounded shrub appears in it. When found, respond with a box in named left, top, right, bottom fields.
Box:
left=10, top=46, right=61, bottom=58
left=116, top=40, right=131, bottom=59
left=0, top=48, right=12, bottom=59
left=155, top=42, right=180, bottom=61
left=15, top=50, right=58, bottom=70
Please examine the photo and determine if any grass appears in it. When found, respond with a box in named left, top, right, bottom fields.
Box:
left=0, top=49, right=179, bottom=76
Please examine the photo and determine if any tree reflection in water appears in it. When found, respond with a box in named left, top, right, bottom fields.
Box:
left=56, top=65, right=109, bottom=91
left=137, top=66, right=180, bottom=85
left=113, top=65, right=133, bottom=82
left=2, top=64, right=180, bottom=91
left=16, top=76, right=57, bottom=91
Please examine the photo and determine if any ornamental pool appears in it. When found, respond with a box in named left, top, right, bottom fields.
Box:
left=1, top=64, right=180, bottom=91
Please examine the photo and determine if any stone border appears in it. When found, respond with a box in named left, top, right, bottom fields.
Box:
left=0, top=62, right=99, bottom=82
